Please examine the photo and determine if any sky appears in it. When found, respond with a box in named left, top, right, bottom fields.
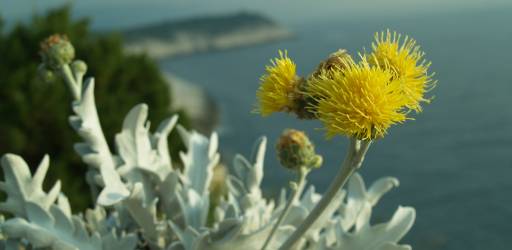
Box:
left=1, top=0, right=512, bottom=30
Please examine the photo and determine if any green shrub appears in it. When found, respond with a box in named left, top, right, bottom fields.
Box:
left=0, top=6, right=189, bottom=210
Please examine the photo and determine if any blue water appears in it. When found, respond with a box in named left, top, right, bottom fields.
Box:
left=160, top=8, right=512, bottom=250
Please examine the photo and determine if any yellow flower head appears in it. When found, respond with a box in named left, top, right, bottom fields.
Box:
left=370, top=30, right=435, bottom=111
left=256, top=50, right=300, bottom=116
left=308, top=56, right=408, bottom=139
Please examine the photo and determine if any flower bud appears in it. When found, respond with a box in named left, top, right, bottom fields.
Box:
left=37, top=64, right=56, bottom=83
left=303, top=50, right=353, bottom=120
left=276, top=129, right=322, bottom=170
left=71, top=60, right=88, bottom=76
left=39, top=34, right=75, bottom=70
left=311, top=49, right=352, bottom=77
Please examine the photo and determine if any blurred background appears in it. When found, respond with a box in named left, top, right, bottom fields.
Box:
left=1, top=0, right=512, bottom=249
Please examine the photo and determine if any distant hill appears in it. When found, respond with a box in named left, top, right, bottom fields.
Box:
left=122, top=12, right=292, bottom=59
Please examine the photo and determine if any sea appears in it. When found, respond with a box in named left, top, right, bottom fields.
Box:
left=158, top=7, right=512, bottom=250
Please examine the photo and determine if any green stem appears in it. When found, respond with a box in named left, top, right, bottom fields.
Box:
left=59, top=64, right=80, bottom=101
left=278, top=137, right=371, bottom=250
left=262, top=167, right=308, bottom=250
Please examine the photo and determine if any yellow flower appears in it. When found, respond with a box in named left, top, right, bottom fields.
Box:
left=256, top=50, right=300, bottom=116
left=308, top=57, right=408, bottom=139
left=370, top=30, right=435, bottom=111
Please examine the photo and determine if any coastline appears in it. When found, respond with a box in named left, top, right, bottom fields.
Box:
left=125, top=26, right=292, bottom=59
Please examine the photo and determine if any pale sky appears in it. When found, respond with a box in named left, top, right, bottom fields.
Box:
left=1, top=0, right=511, bottom=29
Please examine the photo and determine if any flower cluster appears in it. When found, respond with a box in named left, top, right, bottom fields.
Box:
left=39, top=34, right=75, bottom=70
left=256, top=30, right=435, bottom=139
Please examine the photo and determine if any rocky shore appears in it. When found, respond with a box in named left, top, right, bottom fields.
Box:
left=123, top=12, right=292, bottom=59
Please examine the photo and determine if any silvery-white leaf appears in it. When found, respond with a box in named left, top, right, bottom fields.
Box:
left=231, top=137, right=266, bottom=197
left=232, top=155, right=253, bottom=192
left=96, top=184, right=131, bottom=207
left=115, top=104, right=173, bottom=184
left=208, top=218, right=243, bottom=242
left=304, top=188, right=347, bottom=242
left=168, top=222, right=206, bottom=250
left=158, top=171, right=182, bottom=221
left=101, top=230, right=138, bottom=250
left=323, top=206, right=415, bottom=250
left=0, top=154, right=60, bottom=218
left=85, top=206, right=110, bottom=235
left=115, top=104, right=156, bottom=173
left=299, top=186, right=322, bottom=211
left=222, top=137, right=270, bottom=222
left=367, top=177, right=399, bottom=206
left=152, top=115, right=179, bottom=170
left=249, top=137, right=266, bottom=190
left=175, top=189, right=209, bottom=231
left=0, top=202, right=102, bottom=250
left=307, top=173, right=414, bottom=250
left=122, top=182, right=161, bottom=244
left=203, top=220, right=295, bottom=250
left=113, top=104, right=173, bottom=210
left=212, top=136, right=294, bottom=249
left=108, top=204, right=140, bottom=235
left=0, top=239, right=25, bottom=250
left=214, top=195, right=240, bottom=222
left=226, top=175, right=246, bottom=198
left=339, top=173, right=399, bottom=232
left=178, top=126, right=219, bottom=195
left=338, top=173, right=367, bottom=231
left=69, top=78, right=129, bottom=205
left=57, top=194, right=72, bottom=218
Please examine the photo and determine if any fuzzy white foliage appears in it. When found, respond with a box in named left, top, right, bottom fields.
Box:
left=71, top=78, right=130, bottom=206
left=305, top=174, right=415, bottom=250
left=0, top=67, right=416, bottom=250
left=0, top=154, right=137, bottom=250
left=0, top=155, right=60, bottom=218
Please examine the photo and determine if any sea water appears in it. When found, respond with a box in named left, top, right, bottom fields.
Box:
left=160, top=8, right=512, bottom=250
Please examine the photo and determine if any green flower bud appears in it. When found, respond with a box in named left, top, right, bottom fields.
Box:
left=37, top=64, right=56, bottom=83
left=276, top=129, right=323, bottom=170
left=39, top=34, right=75, bottom=70
left=71, top=60, right=88, bottom=76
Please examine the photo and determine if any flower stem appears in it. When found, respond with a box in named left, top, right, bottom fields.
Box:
left=59, top=64, right=81, bottom=101
left=278, top=137, right=371, bottom=250
left=262, top=167, right=309, bottom=250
